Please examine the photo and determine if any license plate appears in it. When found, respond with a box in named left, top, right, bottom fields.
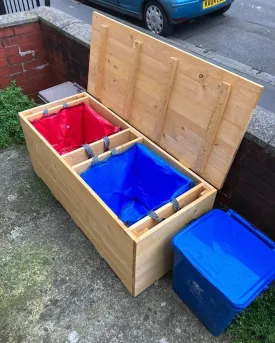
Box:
left=203, top=0, right=226, bottom=9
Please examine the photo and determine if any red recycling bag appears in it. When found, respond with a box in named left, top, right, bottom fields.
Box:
left=31, top=102, right=120, bottom=155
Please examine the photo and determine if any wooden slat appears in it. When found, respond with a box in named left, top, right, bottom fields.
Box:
left=62, top=129, right=137, bottom=166
left=133, top=228, right=149, bottom=237
left=25, top=97, right=90, bottom=121
left=194, top=82, right=231, bottom=173
left=130, top=184, right=204, bottom=233
left=73, top=137, right=143, bottom=174
left=88, top=13, right=263, bottom=189
left=152, top=57, right=178, bottom=142
left=19, top=93, right=87, bottom=117
left=124, top=40, right=142, bottom=120
left=94, top=24, right=108, bottom=100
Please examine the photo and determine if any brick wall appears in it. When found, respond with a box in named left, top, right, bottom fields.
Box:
left=216, top=137, right=275, bottom=240
left=41, top=23, right=89, bottom=90
left=0, top=22, right=53, bottom=98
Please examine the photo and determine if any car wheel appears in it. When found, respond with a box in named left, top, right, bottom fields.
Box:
left=144, top=1, right=174, bottom=36
left=211, top=3, right=231, bottom=15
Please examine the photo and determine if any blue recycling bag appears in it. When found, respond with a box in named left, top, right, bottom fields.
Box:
left=80, top=143, right=194, bottom=226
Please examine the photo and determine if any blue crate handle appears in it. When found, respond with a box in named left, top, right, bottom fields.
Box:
left=227, top=209, right=275, bottom=251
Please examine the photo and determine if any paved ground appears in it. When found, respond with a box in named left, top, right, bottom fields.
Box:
left=0, top=146, right=231, bottom=343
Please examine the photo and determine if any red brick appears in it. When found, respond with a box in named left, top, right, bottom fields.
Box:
left=0, top=27, right=15, bottom=39
left=14, top=23, right=40, bottom=35
left=18, top=74, right=53, bottom=95
left=14, top=65, right=51, bottom=82
left=0, top=64, right=22, bottom=78
left=19, top=40, right=44, bottom=54
left=23, top=58, right=48, bottom=71
left=0, top=76, right=12, bottom=88
left=7, top=53, right=34, bottom=65
left=0, top=58, right=8, bottom=68
left=0, top=46, right=18, bottom=58
left=2, top=31, right=42, bottom=47
left=7, top=48, right=46, bottom=65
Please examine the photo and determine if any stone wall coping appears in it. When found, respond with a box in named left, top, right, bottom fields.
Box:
left=1, top=6, right=274, bottom=155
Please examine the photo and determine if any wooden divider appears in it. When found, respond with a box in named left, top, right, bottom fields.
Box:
left=21, top=93, right=87, bottom=117
left=73, top=137, right=143, bottom=174
left=26, top=96, right=90, bottom=121
left=130, top=184, right=204, bottom=235
left=62, top=129, right=138, bottom=166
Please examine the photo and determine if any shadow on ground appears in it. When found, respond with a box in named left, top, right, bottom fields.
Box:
left=0, top=146, right=230, bottom=343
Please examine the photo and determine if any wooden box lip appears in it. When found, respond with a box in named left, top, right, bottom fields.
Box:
left=19, top=92, right=216, bottom=244
left=88, top=12, right=263, bottom=190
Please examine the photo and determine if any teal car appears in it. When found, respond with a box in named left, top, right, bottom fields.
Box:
left=87, top=0, right=234, bottom=36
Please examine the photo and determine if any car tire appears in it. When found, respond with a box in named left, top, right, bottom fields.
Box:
left=210, top=3, right=231, bottom=15
left=144, top=1, right=174, bottom=36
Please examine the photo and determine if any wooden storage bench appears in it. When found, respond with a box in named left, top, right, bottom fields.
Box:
left=19, top=13, right=263, bottom=296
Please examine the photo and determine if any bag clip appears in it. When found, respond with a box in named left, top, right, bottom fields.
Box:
left=170, top=198, right=180, bottom=212
left=83, top=144, right=95, bottom=159
left=148, top=211, right=164, bottom=223
left=103, top=136, right=110, bottom=150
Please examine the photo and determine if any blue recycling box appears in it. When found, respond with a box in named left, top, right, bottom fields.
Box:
left=172, top=209, right=275, bottom=336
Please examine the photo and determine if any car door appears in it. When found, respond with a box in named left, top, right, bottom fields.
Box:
left=118, top=0, right=141, bottom=14
left=100, top=0, right=118, bottom=5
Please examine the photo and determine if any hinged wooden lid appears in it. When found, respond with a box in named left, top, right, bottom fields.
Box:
left=88, top=12, right=263, bottom=189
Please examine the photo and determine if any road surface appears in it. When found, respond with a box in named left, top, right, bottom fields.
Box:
left=48, top=0, right=275, bottom=113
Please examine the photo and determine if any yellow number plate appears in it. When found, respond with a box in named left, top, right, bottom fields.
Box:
left=203, top=0, right=226, bottom=9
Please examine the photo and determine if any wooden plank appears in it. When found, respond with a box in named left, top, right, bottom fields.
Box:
left=133, top=228, right=149, bottom=237
left=62, top=129, right=137, bottom=166
left=19, top=93, right=87, bottom=117
left=94, top=24, right=108, bottom=100
left=130, top=184, right=204, bottom=233
left=88, top=13, right=263, bottom=189
left=133, top=189, right=217, bottom=296
left=152, top=57, right=178, bottom=142
left=25, top=97, right=90, bottom=121
left=124, top=40, right=142, bottom=121
left=194, top=82, right=231, bottom=173
left=72, top=137, right=143, bottom=174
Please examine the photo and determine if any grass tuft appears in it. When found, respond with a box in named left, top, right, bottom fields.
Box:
left=228, top=286, right=275, bottom=343
left=0, top=81, right=35, bottom=149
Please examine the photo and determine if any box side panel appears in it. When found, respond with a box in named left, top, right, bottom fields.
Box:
left=134, top=190, right=216, bottom=296
left=20, top=117, right=134, bottom=293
